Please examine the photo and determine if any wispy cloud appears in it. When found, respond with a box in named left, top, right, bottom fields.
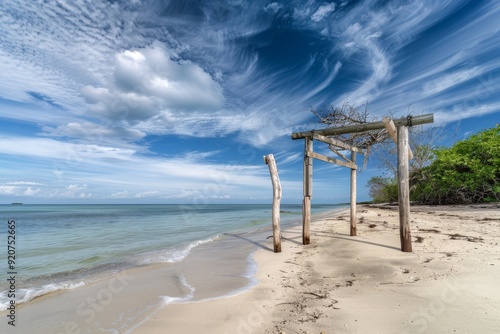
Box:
left=0, top=135, right=273, bottom=201
left=311, top=3, right=336, bottom=22
left=264, top=2, right=283, bottom=14
left=0, top=0, right=499, bottom=203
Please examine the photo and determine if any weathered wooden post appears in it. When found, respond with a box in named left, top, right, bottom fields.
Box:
left=397, top=125, right=412, bottom=252
left=303, top=136, right=313, bottom=245
left=264, top=154, right=282, bottom=253
left=350, top=151, right=357, bottom=236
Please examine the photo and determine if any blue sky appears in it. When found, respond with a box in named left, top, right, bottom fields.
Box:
left=0, top=0, right=499, bottom=204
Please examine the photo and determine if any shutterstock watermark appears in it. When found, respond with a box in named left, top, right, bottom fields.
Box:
left=56, top=271, right=135, bottom=334
left=403, top=278, right=462, bottom=333
left=222, top=299, right=274, bottom=334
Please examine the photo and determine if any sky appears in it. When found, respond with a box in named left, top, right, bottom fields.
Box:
left=0, top=0, right=499, bottom=205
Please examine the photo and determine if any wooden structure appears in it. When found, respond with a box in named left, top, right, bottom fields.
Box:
left=264, top=154, right=282, bottom=253
left=291, top=114, right=434, bottom=252
left=397, top=126, right=412, bottom=252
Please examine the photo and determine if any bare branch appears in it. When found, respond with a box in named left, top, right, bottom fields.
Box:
left=310, top=102, right=391, bottom=170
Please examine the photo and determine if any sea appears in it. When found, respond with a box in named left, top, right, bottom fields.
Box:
left=0, top=203, right=347, bottom=325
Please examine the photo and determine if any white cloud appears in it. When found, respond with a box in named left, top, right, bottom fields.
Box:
left=273, top=151, right=302, bottom=166
left=165, top=190, right=201, bottom=200
left=110, top=191, right=130, bottom=199
left=40, top=122, right=146, bottom=149
left=293, top=1, right=314, bottom=20
left=24, top=187, right=40, bottom=196
left=264, top=2, right=283, bottom=14
left=311, top=3, right=336, bottom=22
left=48, top=184, right=92, bottom=199
left=0, top=134, right=276, bottom=201
left=134, top=191, right=159, bottom=198
left=434, top=102, right=500, bottom=125
left=423, top=67, right=483, bottom=96
left=1, top=0, right=499, bottom=204
left=0, top=0, right=141, bottom=108
left=0, top=137, right=136, bottom=162
left=82, top=44, right=224, bottom=124
left=0, top=186, right=17, bottom=195
left=0, top=185, right=42, bottom=197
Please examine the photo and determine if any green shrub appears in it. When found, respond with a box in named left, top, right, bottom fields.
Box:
left=412, top=125, right=499, bottom=204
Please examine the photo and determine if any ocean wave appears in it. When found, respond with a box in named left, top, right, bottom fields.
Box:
left=0, top=281, right=85, bottom=312
left=243, top=251, right=259, bottom=288
left=140, top=236, right=220, bottom=265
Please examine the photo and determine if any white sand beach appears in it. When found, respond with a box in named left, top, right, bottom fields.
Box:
left=134, top=203, right=500, bottom=333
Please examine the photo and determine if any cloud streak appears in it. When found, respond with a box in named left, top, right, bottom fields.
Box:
left=0, top=0, right=499, bottom=203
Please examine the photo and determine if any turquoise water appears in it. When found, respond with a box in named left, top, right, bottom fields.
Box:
left=0, top=204, right=346, bottom=311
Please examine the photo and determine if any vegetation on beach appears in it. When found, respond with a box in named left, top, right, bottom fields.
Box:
left=311, top=103, right=499, bottom=205
left=367, top=176, right=398, bottom=203
left=411, top=125, right=500, bottom=204
left=369, top=125, right=500, bottom=204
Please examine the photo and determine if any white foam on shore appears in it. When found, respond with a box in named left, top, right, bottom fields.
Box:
left=240, top=250, right=259, bottom=292
left=122, top=277, right=195, bottom=334
left=139, top=236, right=220, bottom=265
left=0, top=281, right=85, bottom=312
left=161, top=274, right=196, bottom=305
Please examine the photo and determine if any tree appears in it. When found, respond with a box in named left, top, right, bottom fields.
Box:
left=367, top=177, right=398, bottom=203
left=413, top=125, right=500, bottom=204
left=310, top=102, right=391, bottom=170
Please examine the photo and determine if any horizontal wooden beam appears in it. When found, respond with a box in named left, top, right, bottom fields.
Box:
left=291, top=114, right=434, bottom=140
left=307, top=151, right=357, bottom=169
left=312, top=133, right=364, bottom=154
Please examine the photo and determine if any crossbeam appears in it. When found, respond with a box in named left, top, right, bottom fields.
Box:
left=328, top=145, right=350, bottom=162
left=307, top=151, right=357, bottom=169
left=312, top=133, right=364, bottom=153
left=291, top=114, right=434, bottom=139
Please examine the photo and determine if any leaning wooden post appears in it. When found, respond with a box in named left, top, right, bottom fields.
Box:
left=303, top=136, right=313, bottom=245
left=350, top=151, right=357, bottom=236
left=397, top=125, right=412, bottom=252
left=264, top=154, right=282, bottom=253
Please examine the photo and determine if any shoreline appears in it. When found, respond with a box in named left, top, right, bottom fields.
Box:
left=0, top=205, right=347, bottom=333
left=0, top=204, right=344, bottom=312
left=132, top=203, right=500, bottom=333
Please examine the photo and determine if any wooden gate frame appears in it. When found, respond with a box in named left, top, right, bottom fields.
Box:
left=291, top=113, right=434, bottom=252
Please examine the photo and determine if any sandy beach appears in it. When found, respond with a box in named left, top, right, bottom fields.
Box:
left=133, top=203, right=500, bottom=333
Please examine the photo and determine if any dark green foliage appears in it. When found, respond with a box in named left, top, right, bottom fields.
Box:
left=412, top=125, right=500, bottom=204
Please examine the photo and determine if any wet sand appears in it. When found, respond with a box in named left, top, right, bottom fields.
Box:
left=0, top=230, right=263, bottom=333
